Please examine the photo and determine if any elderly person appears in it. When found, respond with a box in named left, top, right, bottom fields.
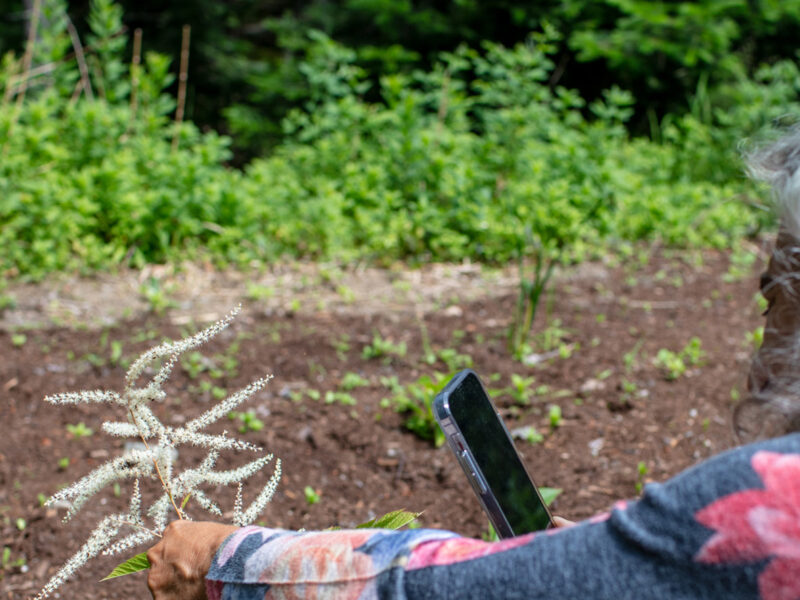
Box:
left=147, top=134, right=800, bottom=600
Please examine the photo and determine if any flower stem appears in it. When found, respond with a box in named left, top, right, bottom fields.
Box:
left=128, top=408, right=183, bottom=520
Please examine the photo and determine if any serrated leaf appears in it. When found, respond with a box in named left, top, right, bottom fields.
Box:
left=539, top=487, right=562, bottom=506
left=101, top=552, right=150, bottom=581
left=357, top=509, right=421, bottom=530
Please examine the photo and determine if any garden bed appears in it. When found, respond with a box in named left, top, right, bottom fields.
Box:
left=0, top=244, right=766, bottom=598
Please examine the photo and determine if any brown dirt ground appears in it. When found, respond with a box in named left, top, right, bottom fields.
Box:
left=0, top=242, right=770, bottom=599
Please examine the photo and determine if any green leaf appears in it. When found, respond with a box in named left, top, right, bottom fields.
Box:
left=357, top=509, right=421, bottom=530
left=539, top=487, right=562, bottom=506
left=101, top=552, right=150, bottom=581
left=181, top=493, right=192, bottom=509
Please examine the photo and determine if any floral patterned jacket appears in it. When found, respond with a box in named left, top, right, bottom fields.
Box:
left=206, top=433, right=800, bottom=600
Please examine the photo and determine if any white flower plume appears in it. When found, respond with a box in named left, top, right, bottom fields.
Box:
left=35, top=306, right=281, bottom=600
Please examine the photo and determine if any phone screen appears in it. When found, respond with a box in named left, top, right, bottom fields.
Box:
left=448, top=372, right=552, bottom=534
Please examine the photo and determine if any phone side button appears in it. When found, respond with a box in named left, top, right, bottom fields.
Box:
left=461, top=451, right=488, bottom=494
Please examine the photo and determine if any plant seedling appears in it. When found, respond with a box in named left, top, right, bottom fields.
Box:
left=380, top=375, right=402, bottom=393
left=524, top=427, right=544, bottom=444
left=1, top=546, right=26, bottom=577
left=336, top=284, right=356, bottom=303
left=340, top=372, right=369, bottom=390
left=304, top=486, right=320, bottom=505
left=66, top=422, right=94, bottom=439
left=181, top=351, right=209, bottom=379
left=682, top=337, right=705, bottom=365
left=331, top=334, right=351, bottom=361
left=139, top=278, right=177, bottom=315
left=623, top=341, right=643, bottom=372
left=723, top=247, right=756, bottom=283
left=436, top=348, right=473, bottom=371
left=619, top=379, right=638, bottom=404
left=548, top=405, right=562, bottom=429
left=635, top=461, right=649, bottom=494
left=655, top=348, right=685, bottom=379
left=324, top=391, right=357, bottom=406
left=508, top=373, right=535, bottom=405
left=745, top=326, right=764, bottom=350
left=655, top=337, right=705, bottom=380
left=228, top=410, right=265, bottom=433
left=385, top=372, right=449, bottom=446
left=362, top=334, right=406, bottom=362
left=245, top=283, right=275, bottom=301
left=0, top=293, right=16, bottom=312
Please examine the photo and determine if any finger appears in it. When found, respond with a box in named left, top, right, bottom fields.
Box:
left=147, top=542, right=172, bottom=596
left=552, top=516, right=576, bottom=528
left=148, top=567, right=180, bottom=600
left=147, top=540, right=164, bottom=566
left=147, top=566, right=163, bottom=597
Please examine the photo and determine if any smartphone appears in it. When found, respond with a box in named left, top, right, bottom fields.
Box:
left=434, top=369, right=554, bottom=538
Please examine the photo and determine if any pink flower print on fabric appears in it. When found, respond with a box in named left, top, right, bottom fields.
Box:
left=587, top=500, right=630, bottom=525
left=205, top=579, right=224, bottom=600
left=406, top=531, right=538, bottom=570
left=246, top=530, right=378, bottom=600
left=406, top=499, right=630, bottom=570
left=694, top=451, right=800, bottom=600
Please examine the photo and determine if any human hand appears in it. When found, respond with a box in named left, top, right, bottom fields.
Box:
left=552, top=516, right=575, bottom=528
left=147, top=521, right=239, bottom=600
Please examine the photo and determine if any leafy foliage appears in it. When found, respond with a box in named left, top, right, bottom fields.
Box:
left=46, top=0, right=792, bottom=158
left=382, top=372, right=449, bottom=446
left=356, top=509, right=420, bottom=530
left=101, top=551, right=149, bottom=581
left=654, top=337, right=706, bottom=380
left=1, top=1, right=791, bottom=284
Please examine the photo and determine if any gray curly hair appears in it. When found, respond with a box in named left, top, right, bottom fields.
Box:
left=736, top=128, right=800, bottom=440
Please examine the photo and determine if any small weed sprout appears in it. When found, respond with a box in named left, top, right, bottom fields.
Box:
left=436, top=348, right=473, bottom=371
left=635, top=461, right=649, bottom=494
left=1, top=546, right=26, bottom=578
left=340, top=372, right=370, bottom=390
left=228, top=410, right=265, bottom=433
left=508, top=373, right=536, bottom=405
left=723, top=247, right=757, bottom=283
left=304, top=485, right=321, bottom=505
left=654, top=337, right=706, bottom=380
left=362, top=333, right=407, bottom=362
left=548, top=405, right=563, bottom=429
left=35, top=307, right=281, bottom=600
left=745, top=326, right=764, bottom=350
left=384, top=372, right=448, bottom=446
left=65, top=422, right=94, bottom=439
left=523, top=426, right=544, bottom=444
left=324, top=390, right=357, bottom=405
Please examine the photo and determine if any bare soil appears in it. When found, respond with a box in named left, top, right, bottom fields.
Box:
left=0, top=244, right=768, bottom=599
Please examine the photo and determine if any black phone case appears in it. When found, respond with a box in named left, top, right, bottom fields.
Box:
left=433, top=369, right=553, bottom=538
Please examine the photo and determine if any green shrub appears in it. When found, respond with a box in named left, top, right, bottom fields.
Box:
left=0, top=3, right=783, bottom=283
